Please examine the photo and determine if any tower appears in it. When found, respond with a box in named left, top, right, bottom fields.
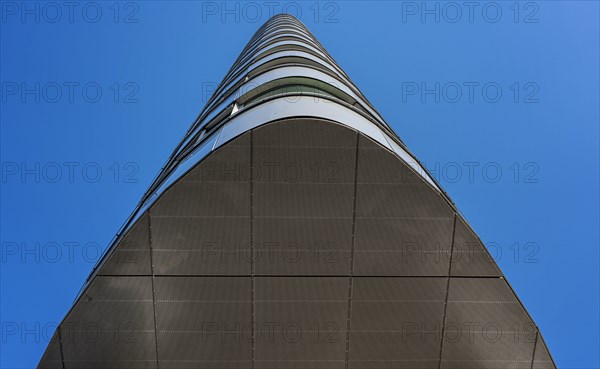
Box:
left=38, top=14, right=556, bottom=369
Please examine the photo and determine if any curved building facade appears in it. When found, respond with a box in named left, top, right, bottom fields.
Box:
left=38, top=14, right=556, bottom=369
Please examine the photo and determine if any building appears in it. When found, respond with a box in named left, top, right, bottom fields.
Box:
left=38, top=14, right=556, bottom=369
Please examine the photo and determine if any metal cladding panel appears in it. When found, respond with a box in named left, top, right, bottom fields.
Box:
left=354, top=134, right=454, bottom=276
left=441, top=278, right=536, bottom=369
left=37, top=331, right=63, bottom=369
left=355, top=135, right=453, bottom=219
left=253, top=119, right=356, bottom=275
left=183, top=132, right=251, bottom=182
left=356, top=135, right=423, bottom=185
left=99, top=212, right=152, bottom=276
left=451, top=217, right=502, bottom=277
left=154, top=277, right=252, bottom=368
left=61, top=335, right=158, bottom=369
left=151, top=133, right=251, bottom=275
left=354, top=217, right=453, bottom=276
left=254, top=277, right=349, bottom=368
left=39, top=118, right=555, bottom=368
left=349, top=332, right=441, bottom=369
left=60, top=276, right=157, bottom=369
left=253, top=145, right=356, bottom=183
left=355, top=185, right=444, bottom=218
left=532, top=337, right=557, bottom=369
left=150, top=181, right=249, bottom=217
left=152, top=216, right=251, bottom=275
left=254, top=217, right=352, bottom=275
left=440, top=338, right=535, bottom=369
left=253, top=181, right=354, bottom=217
left=252, top=119, right=357, bottom=148
left=348, top=278, right=446, bottom=369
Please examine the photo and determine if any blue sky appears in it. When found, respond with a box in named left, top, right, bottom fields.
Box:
left=1, top=1, right=598, bottom=368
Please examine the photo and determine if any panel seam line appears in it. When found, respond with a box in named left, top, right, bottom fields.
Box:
left=438, top=213, right=457, bottom=369
left=57, top=325, right=66, bottom=369
left=344, top=131, right=360, bottom=369
left=148, top=212, right=161, bottom=369
left=250, top=130, right=256, bottom=369
left=530, top=328, right=539, bottom=369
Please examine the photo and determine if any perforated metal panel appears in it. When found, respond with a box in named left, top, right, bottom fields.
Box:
left=254, top=217, right=352, bottom=275
left=152, top=216, right=251, bottom=275
left=254, top=182, right=353, bottom=218
left=354, top=217, right=453, bottom=276
left=59, top=276, right=157, bottom=369
left=441, top=278, right=536, bottom=369
left=37, top=331, right=63, bottom=369
left=151, top=133, right=251, bottom=276
left=254, top=277, right=348, bottom=368
left=253, top=119, right=356, bottom=275
left=151, top=181, right=249, bottom=217
left=356, top=135, right=423, bottom=186
left=532, top=336, right=557, bottom=369
left=154, top=277, right=252, bottom=368
left=348, top=278, right=446, bottom=369
left=252, top=118, right=356, bottom=149
left=99, top=213, right=152, bottom=276
left=356, top=135, right=453, bottom=219
left=38, top=118, right=555, bottom=369
left=354, top=135, right=454, bottom=276
left=451, top=218, right=501, bottom=277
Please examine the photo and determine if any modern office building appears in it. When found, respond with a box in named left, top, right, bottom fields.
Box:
left=38, top=14, right=555, bottom=369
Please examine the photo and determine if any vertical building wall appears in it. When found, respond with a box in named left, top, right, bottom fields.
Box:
left=38, top=14, right=556, bottom=369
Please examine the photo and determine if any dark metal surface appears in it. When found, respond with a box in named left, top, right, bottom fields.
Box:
left=154, top=277, right=252, bottom=368
left=40, top=119, right=556, bottom=368
left=59, top=276, right=157, bottom=369
left=348, top=277, right=446, bottom=368
left=99, top=214, right=152, bottom=276
left=451, top=218, right=502, bottom=277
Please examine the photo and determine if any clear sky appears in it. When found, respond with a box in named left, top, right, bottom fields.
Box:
left=1, top=1, right=598, bottom=368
